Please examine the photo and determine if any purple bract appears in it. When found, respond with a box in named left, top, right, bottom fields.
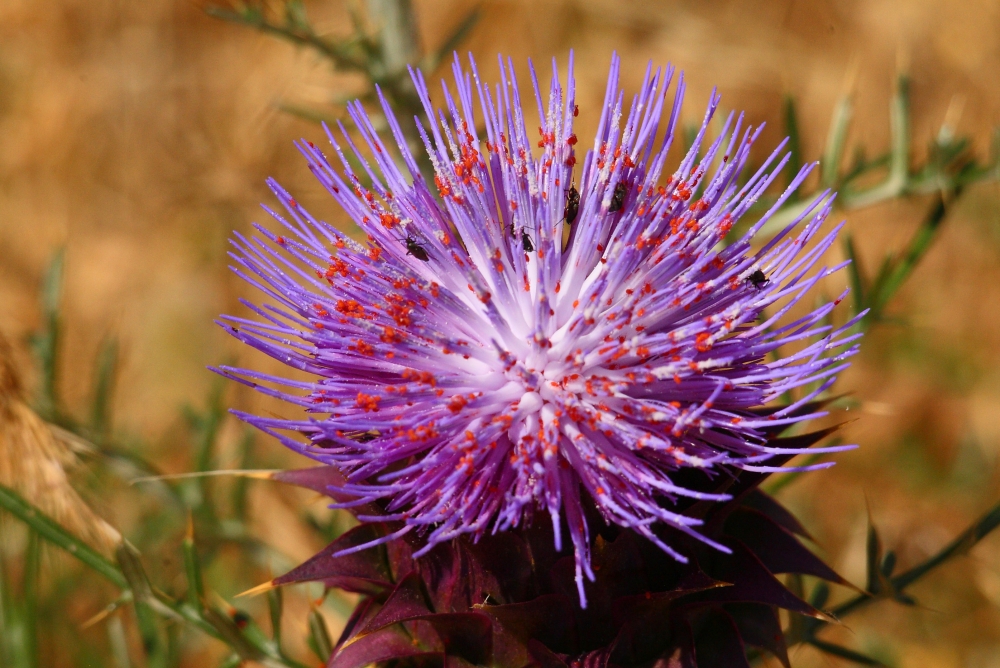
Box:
left=218, top=53, right=862, bottom=607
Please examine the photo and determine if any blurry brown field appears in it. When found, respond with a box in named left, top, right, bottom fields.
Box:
left=2, top=0, right=1000, bottom=666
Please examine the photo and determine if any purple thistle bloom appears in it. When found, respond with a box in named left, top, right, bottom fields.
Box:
left=218, top=53, right=862, bottom=607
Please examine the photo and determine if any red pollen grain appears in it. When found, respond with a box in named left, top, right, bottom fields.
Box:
left=355, top=392, right=381, bottom=412
left=335, top=300, right=365, bottom=318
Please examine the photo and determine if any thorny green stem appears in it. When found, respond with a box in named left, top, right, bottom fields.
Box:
left=783, top=498, right=1000, bottom=650
left=0, top=485, right=309, bottom=668
left=208, top=0, right=472, bottom=182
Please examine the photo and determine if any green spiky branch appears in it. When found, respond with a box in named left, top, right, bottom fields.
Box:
left=0, top=483, right=312, bottom=668
left=768, top=75, right=1000, bottom=328
left=207, top=0, right=481, bottom=181
left=754, top=77, right=1000, bottom=665
left=764, top=499, right=1000, bottom=666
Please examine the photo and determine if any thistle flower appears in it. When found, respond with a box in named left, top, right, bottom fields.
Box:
left=219, top=53, right=861, bottom=608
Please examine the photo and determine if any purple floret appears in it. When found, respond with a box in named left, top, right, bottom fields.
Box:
left=218, top=52, right=862, bottom=607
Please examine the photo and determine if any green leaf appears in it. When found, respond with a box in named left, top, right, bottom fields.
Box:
left=880, top=550, right=897, bottom=578
left=107, top=615, right=132, bottom=668
left=21, top=532, right=39, bottom=668
left=231, top=430, right=255, bottom=522
left=821, top=92, right=853, bottom=188
left=180, top=378, right=228, bottom=519
left=842, top=234, right=867, bottom=317
left=845, top=73, right=910, bottom=208
left=865, top=512, right=884, bottom=595
left=889, top=74, right=911, bottom=186
left=0, top=524, right=39, bottom=668
left=307, top=608, right=333, bottom=663
left=284, top=0, right=308, bottom=29
left=90, top=336, right=119, bottom=439
left=892, top=499, right=1000, bottom=591
left=217, top=654, right=242, bottom=668
left=0, top=538, right=14, bottom=668
left=206, top=4, right=365, bottom=72
left=194, top=378, right=226, bottom=474
left=870, top=193, right=948, bottom=317
left=183, top=517, right=204, bottom=609
left=810, top=581, right=830, bottom=610
left=268, top=587, right=283, bottom=648
left=30, top=249, right=65, bottom=420
left=116, top=542, right=167, bottom=667
left=783, top=95, right=802, bottom=196
left=0, top=484, right=126, bottom=589
left=199, top=606, right=264, bottom=662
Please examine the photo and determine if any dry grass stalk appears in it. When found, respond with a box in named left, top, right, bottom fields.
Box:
left=0, top=331, right=120, bottom=554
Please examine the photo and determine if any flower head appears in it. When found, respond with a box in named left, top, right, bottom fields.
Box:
left=220, top=53, right=861, bottom=606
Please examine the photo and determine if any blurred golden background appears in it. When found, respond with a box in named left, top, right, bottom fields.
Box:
left=2, top=0, right=1000, bottom=666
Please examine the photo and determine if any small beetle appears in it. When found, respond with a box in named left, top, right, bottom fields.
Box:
left=609, top=181, right=628, bottom=212
left=745, top=269, right=769, bottom=290
left=564, top=183, right=580, bottom=224
left=510, top=224, right=535, bottom=252
left=401, top=234, right=430, bottom=262
left=520, top=229, right=535, bottom=252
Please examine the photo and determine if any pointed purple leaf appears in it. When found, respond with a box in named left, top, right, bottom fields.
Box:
left=724, top=603, right=789, bottom=668
left=688, top=541, right=830, bottom=620
left=418, top=541, right=501, bottom=613
left=272, top=466, right=372, bottom=506
left=466, top=532, right=536, bottom=603
left=273, top=523, right=392, bottom=594
left=610, top=572, right=726, bottom=664
left=387, top=535, right=416, bottom=582
left=693, top=609, right=750, bottom=668
left=481, top=593, right=577, bottom=662
left=695, top=425, right=842, bottom=527
left=420, top=613, right=493, bottom=666
left=612, top=571, right=726, bottom=627
left=328, top=625, right=441, bottom=668
left=336, top=596, right=378, bottom=647
left=725, top=508, right=849, bottom=585
left=345, top=573, right=493, bottom=666
left=359, top=572, right=431, bottom=635
left=740, top=489, right=810, bottom=538
left=567, top=647, right=614, bottom=668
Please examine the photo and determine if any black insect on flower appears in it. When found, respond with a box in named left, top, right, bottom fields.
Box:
left=746, top=268, right=770, bottom=290
left=609, top=181, right=628, bottom=212
left=520, top=228, right=534, bottom=252
left=564, top=183, right=580, bottom=224
left=401, top=233, right=430, bottom=262
left=510, top=223, right=535, bottom=252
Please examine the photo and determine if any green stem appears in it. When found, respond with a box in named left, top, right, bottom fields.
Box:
left=205, top=7, right=365, bottom=71
left=869, top=191, right=951, bottom=319
left=0, top=485, right=127, bottom=589
left=0, top=485, right=307, bottom=668
left=790, top=498, right=1000, bottom=645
